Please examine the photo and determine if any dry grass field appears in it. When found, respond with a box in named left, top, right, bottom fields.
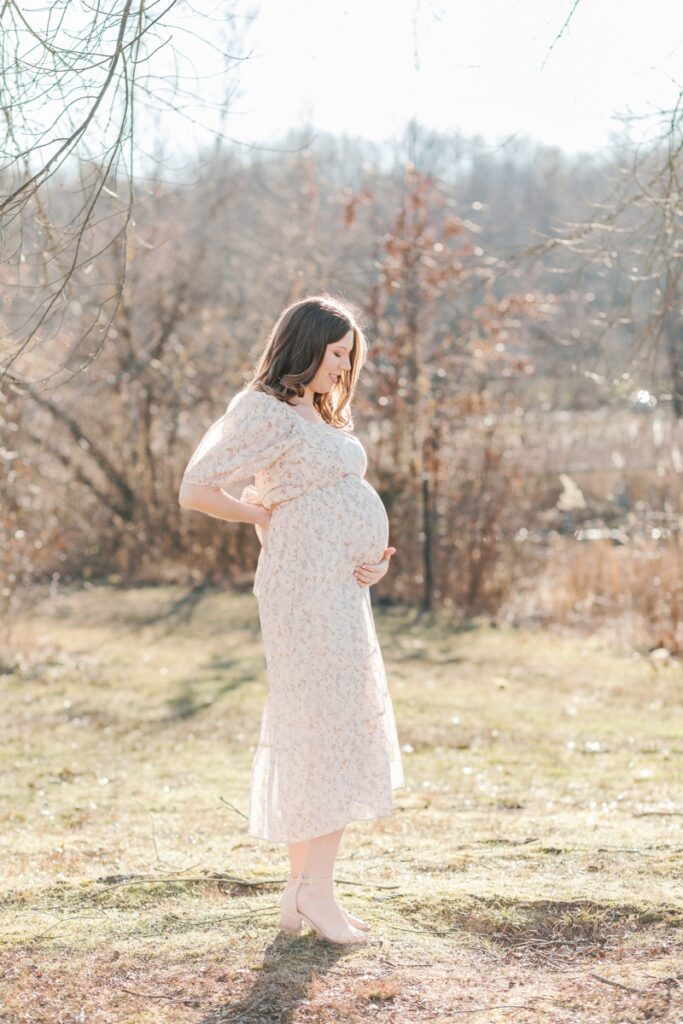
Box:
left=1, top=583, right=681, bottom=1023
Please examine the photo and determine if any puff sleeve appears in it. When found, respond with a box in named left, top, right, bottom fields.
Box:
left=181, top=388, right=297, bottom=489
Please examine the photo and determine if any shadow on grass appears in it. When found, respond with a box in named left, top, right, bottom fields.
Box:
left=162, top=665, right=261, bottom=722
left=201, top=931, right=360, bottom=1024
left=123, top=582, right=262, bottom=635
left=131, top=583, right=212, bottom=633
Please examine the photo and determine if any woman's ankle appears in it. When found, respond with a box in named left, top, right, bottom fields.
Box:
left=299, top=875, right=335, bottom=898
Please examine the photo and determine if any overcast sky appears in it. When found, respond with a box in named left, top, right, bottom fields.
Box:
left=219, top=0, right=683, bottom=156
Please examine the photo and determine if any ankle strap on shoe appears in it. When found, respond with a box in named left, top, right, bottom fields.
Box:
left=299, top=873, right=333, bottom=882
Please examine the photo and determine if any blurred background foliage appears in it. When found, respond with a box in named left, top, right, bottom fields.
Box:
left=3, top=125, right=683, bottom=657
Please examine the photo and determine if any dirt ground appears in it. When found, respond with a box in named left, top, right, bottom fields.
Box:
left=1, top=583, right=681, bottom=1023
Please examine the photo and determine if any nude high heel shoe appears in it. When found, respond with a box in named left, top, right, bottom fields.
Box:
left=279, top=872, right=370, bottom=933
left=291, top=873, right=369, bottom=945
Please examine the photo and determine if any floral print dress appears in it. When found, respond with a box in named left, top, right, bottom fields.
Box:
left=181, top=386, right=405, bottom=844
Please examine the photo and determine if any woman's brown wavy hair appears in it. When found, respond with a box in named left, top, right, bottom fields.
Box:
left=247, top=293, right=367, bottom=430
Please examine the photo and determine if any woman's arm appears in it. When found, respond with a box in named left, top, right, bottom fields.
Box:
left=178, top=482, right=269, bottom=528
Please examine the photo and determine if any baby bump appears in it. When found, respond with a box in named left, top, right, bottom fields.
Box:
left=341, top=477, right=390, bottom=565
left=263, top=476, right=389, bottom=589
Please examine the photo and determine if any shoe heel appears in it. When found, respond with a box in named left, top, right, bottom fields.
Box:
left=279, top=911, right=302, bottom=934
left=279, top=874, right=303, bottom=933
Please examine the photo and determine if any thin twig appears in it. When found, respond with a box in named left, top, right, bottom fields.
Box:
left=588, top=973, right=646, bottom=994
left=118, top=985, right=197, bottom=1005
left=219, top=795, right=248, bottom=819
left=633, top=811, right=683, bottom=817
left=445, top=1003, right=540, bottom=1016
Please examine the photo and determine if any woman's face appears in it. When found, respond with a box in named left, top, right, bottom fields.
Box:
left=309, top=329, right=354, bottom=393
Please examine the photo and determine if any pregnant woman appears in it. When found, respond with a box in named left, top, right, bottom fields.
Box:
left=178, top=294, right=405, bottom=945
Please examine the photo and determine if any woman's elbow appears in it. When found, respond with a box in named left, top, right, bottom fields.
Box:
left=179, top=481, right=201, bottom=510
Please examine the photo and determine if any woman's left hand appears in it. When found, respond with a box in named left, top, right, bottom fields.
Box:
left=353, top=547, right=397, bottom=587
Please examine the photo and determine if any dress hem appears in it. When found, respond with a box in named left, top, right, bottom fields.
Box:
left=246, top=790, right=407, bottom=845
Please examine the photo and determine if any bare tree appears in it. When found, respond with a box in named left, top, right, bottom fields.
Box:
left=0, top=0, right=257, bottom=387
left=499, top=96, right=683, bottom=416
